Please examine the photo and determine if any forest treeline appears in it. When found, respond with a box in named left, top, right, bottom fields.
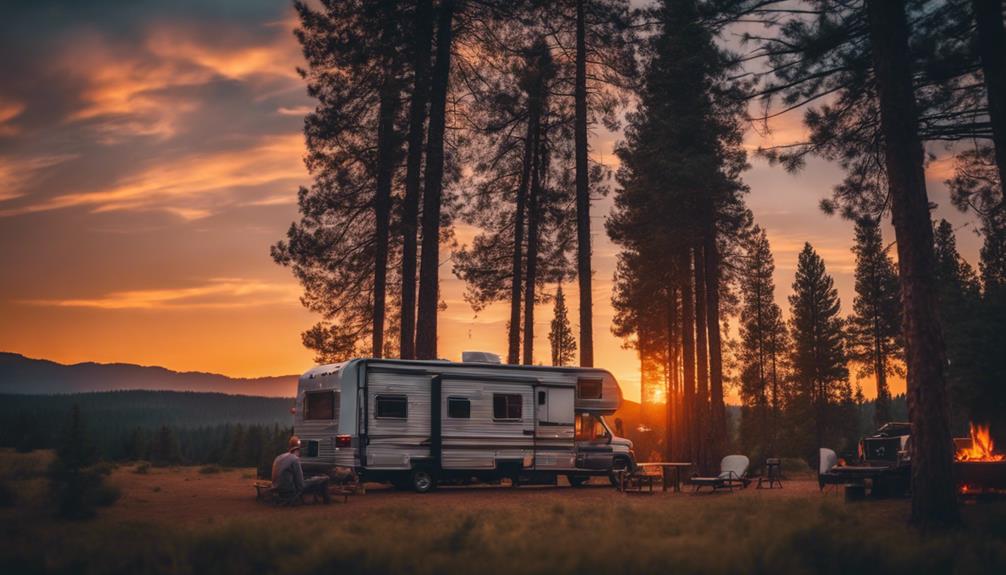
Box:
left=0, top=392, right=292, bottom=472
left=275, top=0, right=1005, bottom=526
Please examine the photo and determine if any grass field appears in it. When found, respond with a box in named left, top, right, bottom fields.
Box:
left=2, top=449, right=1005, bottom=575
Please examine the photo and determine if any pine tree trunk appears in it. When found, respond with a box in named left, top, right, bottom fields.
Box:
left=575, top=0, right=594, bottom=367
left=693, top=244, right=709, bottom=470
left=399, top=0, right=434, bottom=359
left=680, top=251, right=696, bottom=464
left=508, top=105, right=537, bottom=364
left=415, top=0, right=456, bottom=360
left=865, top=0, right=958, bottom=527
left=705, top=231, right=727, bottom=464
left=523, top=122, right=543, bottom=365
left=372, top=79, right=399, bottom=358
left=972, top=0, right=1006, bottom=198
left=666, top=285, right=678, bottom=461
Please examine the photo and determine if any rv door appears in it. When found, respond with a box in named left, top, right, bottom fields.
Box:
left=535, top=386, right=574, bottom=438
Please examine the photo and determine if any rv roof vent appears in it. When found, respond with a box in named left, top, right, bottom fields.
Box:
left=462, top=351, right=502, bottom=364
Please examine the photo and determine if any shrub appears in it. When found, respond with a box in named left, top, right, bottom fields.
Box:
left=134, top=462, right=150, bottom=475
left=199, top=465, right=223, bottom=475
left=91, top=461, right=117, bottom=476
left=92, top=483, right=121, bottom=507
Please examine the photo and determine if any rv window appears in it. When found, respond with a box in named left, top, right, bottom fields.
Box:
left=447, top=397, right=470, bottom=419
left=493, top=393, right=522, bottom=420
left=577, top=379, right=603, bottom=400
left=575, top=413, right=608, bottom=441
left=376, top=395, right=407, bottom=419
left=537, top=391, right=546, bottom=405
left=304, top=391, right=338, bottom=420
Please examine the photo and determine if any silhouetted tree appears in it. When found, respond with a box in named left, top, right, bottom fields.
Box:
left=274, top=1, right=413, bottom=360
left=415, top=0, right=458, bottom=359
left=738, top=226, right=787, bottom=455
left=788, top=244, right=848, bottom=462
left=549, top=284, right=577, bottom=366
left=48, top=405, right=117, bottom=519
left=847, top=217, right=903, bottom=427
left=150, top=425, right=182, bottom=467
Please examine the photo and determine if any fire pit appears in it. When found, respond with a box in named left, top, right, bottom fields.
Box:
left=955, top=423, right=1006, bottom=496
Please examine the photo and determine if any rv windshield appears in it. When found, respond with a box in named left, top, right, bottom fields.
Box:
left=574, top=413, right=610, bottom=442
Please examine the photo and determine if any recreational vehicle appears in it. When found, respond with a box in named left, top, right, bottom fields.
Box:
left=293, top=352, right=635, bottom=492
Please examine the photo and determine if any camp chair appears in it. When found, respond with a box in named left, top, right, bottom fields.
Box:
left=691, top=455, right=750, bottom=493
left=818, top=448, right=841, bottom=491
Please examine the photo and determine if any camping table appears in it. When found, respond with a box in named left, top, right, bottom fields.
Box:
left=636, top=462, right=693, bottom=493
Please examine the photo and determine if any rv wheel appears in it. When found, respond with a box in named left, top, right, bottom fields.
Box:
left=609, top=458, right=630, bottom=487
left=411, top=467, right=437, bottom=493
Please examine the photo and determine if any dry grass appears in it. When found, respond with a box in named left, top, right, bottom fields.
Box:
left=1, top=449, right=1005, bottom=574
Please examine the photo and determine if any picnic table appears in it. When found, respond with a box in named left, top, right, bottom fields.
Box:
left=636, top=462, right=693, bottom=493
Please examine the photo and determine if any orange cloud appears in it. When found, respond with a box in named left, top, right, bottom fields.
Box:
left=0, top=153, right=77, bottom=203
left=0, top=99, right=24, bottom=136
left=24, top=277, right=301, bottom=310
left=1, top=133, right=305, bottom=217
left=61, top=18, right=301, bottom=141
left=146, top=25, right=301, bottom=82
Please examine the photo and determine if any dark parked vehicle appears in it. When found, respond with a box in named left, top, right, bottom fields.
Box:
left=820, top=422, right=911, bottom=496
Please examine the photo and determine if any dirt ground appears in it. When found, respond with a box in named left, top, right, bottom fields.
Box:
left=106, top=463, right=840, bottom=526
left=5, top=453, right=1006, bottom=574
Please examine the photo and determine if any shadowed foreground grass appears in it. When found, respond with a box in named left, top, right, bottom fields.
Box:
left=2, top=451, right=1006, bottom=575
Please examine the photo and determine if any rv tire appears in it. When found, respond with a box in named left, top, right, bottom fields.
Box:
left=609, top=457, right=630, bottom=487
left=411, top=466, right=437, bottom=493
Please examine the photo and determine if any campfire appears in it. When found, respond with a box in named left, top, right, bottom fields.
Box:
left=955, top=423, right=1004, bottom=462
left=955, top=423, right=1006, bottom=496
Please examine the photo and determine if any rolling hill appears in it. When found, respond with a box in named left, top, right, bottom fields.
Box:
left=0, top=352, right=298, bottom=397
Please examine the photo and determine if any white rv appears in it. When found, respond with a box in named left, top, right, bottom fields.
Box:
left=293, top=352, right=635, bottom=492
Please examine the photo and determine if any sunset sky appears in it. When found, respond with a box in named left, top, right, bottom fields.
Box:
left=0, top=0, right=984, bottom=403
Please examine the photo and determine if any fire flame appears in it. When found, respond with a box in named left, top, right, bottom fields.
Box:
left=956, top=423, right=1004, bottom=462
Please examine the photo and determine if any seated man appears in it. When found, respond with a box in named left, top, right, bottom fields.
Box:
left=271, top=436, right=330, bottom=504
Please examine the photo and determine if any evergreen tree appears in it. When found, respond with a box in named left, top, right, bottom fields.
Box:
left=453, top=34, right=575, bottom=364
left=738, top=226, right=787, bottom=455
left=48, top=405, right=116, bottom=519
left=932, top=220, right=984, bottom=427
left=150, top=425, right=182, bottom=467
left=549, top=284, right=577, bottom=366
left=847, top=217, right=903, bottom=427
left=788, top=243, right=849, bottom=461
left=608, top=0, right=749, bottom=469
left=415, top=0, right=459, bottom=359
left=273, top=1, right=412, bottom=361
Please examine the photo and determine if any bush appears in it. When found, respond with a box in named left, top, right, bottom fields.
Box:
left=92, top=483, right=121, bottom=507
left=199, top=465, right=223, bottom=475
left=134, top=462, right=150, bottom=475
left=92, top=461, right=118, bottom=476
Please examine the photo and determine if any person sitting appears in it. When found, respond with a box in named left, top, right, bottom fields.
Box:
left=271, top=436, right=330, bottom=504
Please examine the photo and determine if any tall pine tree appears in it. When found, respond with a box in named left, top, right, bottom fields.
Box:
left=788, top=243, right=849, bottom=462
left=738, top=226, right=787, bottom=456
left=847, top=217, right=903, bottom=427
left=549, top=284, right=577, bottom=366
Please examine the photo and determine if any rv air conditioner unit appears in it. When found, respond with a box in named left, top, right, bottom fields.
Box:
left=461, top=351, right=502, bottom=364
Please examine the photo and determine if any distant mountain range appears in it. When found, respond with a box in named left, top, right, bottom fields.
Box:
left=0, top=352, right=298, bottom=397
